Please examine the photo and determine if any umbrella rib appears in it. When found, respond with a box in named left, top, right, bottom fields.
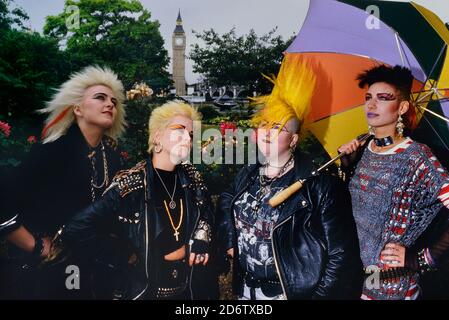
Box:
left=415, top=107, right=449, bottom=152
left=414, top=44, right=448, bottom=103
left=416, top=104, right=449, bottom=124
left=394, top=33, right=406, bottom=66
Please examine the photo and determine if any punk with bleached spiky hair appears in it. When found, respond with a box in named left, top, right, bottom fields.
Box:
left=39, top=65, right=126, bottom=143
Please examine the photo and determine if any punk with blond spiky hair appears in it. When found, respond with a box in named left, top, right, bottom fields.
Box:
left=40, top=65, right=126, bottom=143
left=0, top=65, right=129, bottom=299
left=48, top=100, right=214, bottom=300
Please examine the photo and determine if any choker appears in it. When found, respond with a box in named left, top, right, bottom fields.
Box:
left=373, top=136, right=394, bottom=147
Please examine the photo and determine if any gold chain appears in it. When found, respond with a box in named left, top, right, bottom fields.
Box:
left=90, top=141, right=109, bottom=202
left=163, top=198, right=183, bottom=242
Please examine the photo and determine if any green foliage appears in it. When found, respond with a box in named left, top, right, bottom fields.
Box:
left=190, top=27, right=294, bottom=94
left=0, top=119, right=37, bottom=168
left=43, top=0, right=171, bottom=91
left=118, top=97, right=170, bottom=166
left=0, top=0, right=29, bottom=31
left=0, top=29, right=70, bottom=119
left=198, top=104, right=220, bottom=121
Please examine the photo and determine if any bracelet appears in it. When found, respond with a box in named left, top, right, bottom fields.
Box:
left=417, top=248, right=435, bottom=274
left=424, top=248, right=435, bottom=267
left=31, top=237, right=44, bottom=257
left=194, top=220, right=211, bottom=243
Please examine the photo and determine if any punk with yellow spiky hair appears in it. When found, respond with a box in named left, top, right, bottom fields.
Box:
left=217, top=53, right=363, bottom=300
left=251, top=53, right=316, bottom=137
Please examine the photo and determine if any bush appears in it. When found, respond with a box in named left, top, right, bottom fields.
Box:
left=198, top=104, right=220, bottom=121
left=0, top=119, right=38, bottom=168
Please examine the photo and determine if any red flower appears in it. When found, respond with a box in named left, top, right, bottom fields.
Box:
left=219, top=122, right=237, bottom=136
left=0, top=121, right=11, bottom=137
left=121, top=151, right=129, bottom=160
left=27, top=135, right=37, bottom=144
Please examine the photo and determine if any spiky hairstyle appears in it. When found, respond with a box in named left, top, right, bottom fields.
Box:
left=357, top=65, right=416, bottom=129
left=357, top=65, right=413, bottom=100
left=250, top=53, right=316, bottom=134
left=39, top=65, right=126, bottom=143
left=147, top=100, right=202, bottom=153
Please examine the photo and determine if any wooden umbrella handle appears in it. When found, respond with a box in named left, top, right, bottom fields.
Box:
left=269, top=180, right=305, bottom=207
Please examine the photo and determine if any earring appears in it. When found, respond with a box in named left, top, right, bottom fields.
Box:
left=289, top=144, right=296, bottom=154
left=154, top=141, right=163, bottom=153
left=396, top=114, right=405, bottom=137
left=368, top=125, right=375, bottom=135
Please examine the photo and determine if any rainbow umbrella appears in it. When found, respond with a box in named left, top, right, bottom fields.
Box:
left=286, top=0, right=449, bottom=164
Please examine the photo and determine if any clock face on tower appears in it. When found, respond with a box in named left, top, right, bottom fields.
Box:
left=175, top=37, right=184, bottom=46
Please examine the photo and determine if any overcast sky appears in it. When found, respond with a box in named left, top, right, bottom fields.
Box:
left=13, top=0, right=449, bottom=84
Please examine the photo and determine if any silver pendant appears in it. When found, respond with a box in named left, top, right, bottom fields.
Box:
left=169, top=200, right=176, bottom=210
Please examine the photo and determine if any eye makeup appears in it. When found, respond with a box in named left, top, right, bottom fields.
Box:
left=167, top=124, right=193, bottom=138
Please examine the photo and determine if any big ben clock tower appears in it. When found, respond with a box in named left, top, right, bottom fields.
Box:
left=172, top=10, right=186, bottom=96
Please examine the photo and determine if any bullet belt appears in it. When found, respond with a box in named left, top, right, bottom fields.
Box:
left=363, top=267, right=414, bottom=281
left=155, top=282, right=187, bottom=298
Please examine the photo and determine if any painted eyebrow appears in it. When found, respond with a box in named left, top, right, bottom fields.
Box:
left=168, top=124, right=187, bottom=129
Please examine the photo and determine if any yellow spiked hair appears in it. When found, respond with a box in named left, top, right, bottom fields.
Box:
left=251, top=54, right=316, bottom=134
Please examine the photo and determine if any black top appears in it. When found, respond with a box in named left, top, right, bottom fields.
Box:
left=152, top=167, right=186, bottom=256
left=3, top=123, right=124, bottom=235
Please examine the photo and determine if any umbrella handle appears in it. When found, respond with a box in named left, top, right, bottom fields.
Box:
left=268, top=133, right=372, bottom=208
left=269, top=180, right=305, bottom=207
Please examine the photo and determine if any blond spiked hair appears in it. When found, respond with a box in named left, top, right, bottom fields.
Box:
left=251, top=54, right=316, bottom=135
left=39, top=66, right=126, bottom=143
left=147, top=100, right=202, bottom=153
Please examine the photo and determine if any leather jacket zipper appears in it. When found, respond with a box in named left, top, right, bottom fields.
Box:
left=134, top=169, right=150, bottom=300
left=271, top=216, right=292, bottom=299
left=188, top=196, right=201, bottom=300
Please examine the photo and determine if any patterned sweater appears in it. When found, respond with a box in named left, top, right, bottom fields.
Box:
left=349, top=138, right=449, bottom=300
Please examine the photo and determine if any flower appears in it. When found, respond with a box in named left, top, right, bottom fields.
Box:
left=27, top=135, right=37, bottom=144
left=219, top=122, right=237, bottom=136
left=0, top=121, right=11, bottom=137
left=126, top=82, right=153, bottom=101
left=120, top=151, right=129, bottom=160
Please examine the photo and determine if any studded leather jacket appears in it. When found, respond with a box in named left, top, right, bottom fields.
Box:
left=59, top=159, right=213, bottom=300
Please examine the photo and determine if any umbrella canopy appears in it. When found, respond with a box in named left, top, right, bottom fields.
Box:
left=286, top=0, right=449, bottom=161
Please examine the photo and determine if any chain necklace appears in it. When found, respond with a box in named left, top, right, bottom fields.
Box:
left=260, top=155, right=294, bottom=186
left=154, top=168, right=178, bottom=209
left=163, top=198, right=184, bottom=242
left=253, top=155, right=294, bottom=213
left=89, top=141, right=109, bottom=202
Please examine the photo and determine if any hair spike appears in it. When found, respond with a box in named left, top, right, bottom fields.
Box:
left=39, top=65, right=126, bottom=143
left=251, top=53, right=316, bottom=134
left=147, top=100, right=202, bottom=154
left=357, top=64, right=416, bottom=129
left=357, top=65, right=413, bottom=100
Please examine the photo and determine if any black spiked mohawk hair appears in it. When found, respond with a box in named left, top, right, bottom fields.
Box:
left=357, top=65, right=414, bottom=100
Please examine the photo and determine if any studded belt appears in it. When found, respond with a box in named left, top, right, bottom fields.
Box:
left=155, top=282, right=187, bottom=299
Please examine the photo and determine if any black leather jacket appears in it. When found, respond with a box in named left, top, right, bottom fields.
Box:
left=60, top=159, right=213, bottom=300
left=218, top=152, right=363, bottom=299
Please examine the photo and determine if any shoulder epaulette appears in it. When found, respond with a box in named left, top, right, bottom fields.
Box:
left=181, top=162, right=207, bottom=192
left=110, top=160, right=146, bottom=197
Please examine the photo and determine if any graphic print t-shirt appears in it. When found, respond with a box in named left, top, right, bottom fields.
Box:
left=233, top=168, right=295, bottom=281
